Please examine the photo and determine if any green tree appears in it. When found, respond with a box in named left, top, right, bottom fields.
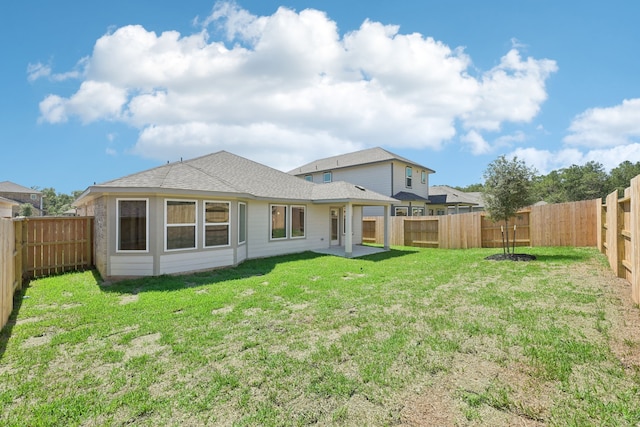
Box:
left=34, top=187, right=81, bottom=216
left=19, top=203, right=33, bottom=217
left=559, top=162, right=608, bottom=201
left=454, top=183, right=484, bottom=192
left=608, top=160, right=640, bottom=196
left=482, top=156, right=536, bottom=255
left=532, top=170, right=564, bottom=203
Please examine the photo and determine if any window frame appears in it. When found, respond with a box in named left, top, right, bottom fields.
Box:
left=238, top=202, right=247, bottom=245
left=395, top=206, right=409, bottom=216
left=116, top=198, right=149, bottom=253
left=270, top=204, right=288, bottom=240
left=165, top=199, right=197, bottom=252
left=203, top=200, right=231, bottom=248
left=421, top=170, right=427, bottom=184
left=405, top=167, right=413, bottom=188
left=323, top=172, right=332, bottom=183
left=290, top=205, right=306, bottom=239
left=304, top=175, right=313, bottom=182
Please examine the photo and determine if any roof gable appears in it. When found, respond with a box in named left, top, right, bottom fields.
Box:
left=289, top=147, right=435, bottom=175
left=0, top=181, right=41, bottom=194
left=78, top=151, right=397, bottom=204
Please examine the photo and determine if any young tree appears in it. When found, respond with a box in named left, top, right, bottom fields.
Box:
left=19, top=203, right=33, bottom=217
left=482, top=156, right=536, bottom=255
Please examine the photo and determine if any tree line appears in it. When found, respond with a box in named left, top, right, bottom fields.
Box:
left=457, top=160, right=640, bottom=203
left=20, top=187, right=84, bottom=217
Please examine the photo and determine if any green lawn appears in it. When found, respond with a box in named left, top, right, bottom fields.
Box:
left=1, top=246, right=639, bottom=426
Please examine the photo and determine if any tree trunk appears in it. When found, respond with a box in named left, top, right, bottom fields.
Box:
left=504, top=219, right=510, bottom=254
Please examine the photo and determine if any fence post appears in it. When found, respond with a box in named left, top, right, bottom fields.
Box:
left=13, top=219, right=22, bottom=291
left=631, top=176, right=640, bottom=305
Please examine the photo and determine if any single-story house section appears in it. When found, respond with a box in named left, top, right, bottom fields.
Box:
left=0, top=195, right=20, bottom=218
left=74, top=151, right=397, bottom=280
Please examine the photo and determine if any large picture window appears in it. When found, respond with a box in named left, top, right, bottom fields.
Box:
left=291, top=206, right=306, bottom=238
left=271, top=205, right=287, bottom=239
left=166, top=200, right=196, bottom=251
left=238, top=202, right=247, bottom=244
left=204, top=201, right=230, bottom=247
left=117, top=199, right=148, bottom=252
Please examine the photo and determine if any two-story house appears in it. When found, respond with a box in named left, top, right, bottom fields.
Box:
left=0, top=181, right=43, bottom=217
left=289, top=147, right=435, bottom=216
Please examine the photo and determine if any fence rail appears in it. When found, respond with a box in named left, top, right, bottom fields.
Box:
left=600, top=175, right=639, bottom=304
left=1, top=217, right=94, bottom=331
left=364, top=199, right=599, bottom=250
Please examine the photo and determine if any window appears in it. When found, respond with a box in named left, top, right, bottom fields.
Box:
left=238, top=202, right=247, bottom=244
left=30, top=194, right=37, bottom=200
left=405, top=167, right=412, bottom=188
left=323, top=172, right=332, bottom=183
left=117, top=199, right=148, bottom=252
left=304, top=175, right=313, bottom=182
left=271, top=205, right=287, bottom=239
left=412, top=207, right=425, bottom=216
left=421, top=170, right=427, bottom=184
left=395, top=207, right=408, bottom=216
left=291, top=206, right=305, bottom=238
left=166, top=200, right=196, bottom=251
left=204, top=201, right=230, bottom=247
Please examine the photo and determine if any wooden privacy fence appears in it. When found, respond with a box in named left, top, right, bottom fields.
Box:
left=363, top=198, right=600, bottom=250
left=1, top=217, right=94, bottom=331
left=1, top=219, right=18, bottom=333
left=600, top=175, right=640, bottom=304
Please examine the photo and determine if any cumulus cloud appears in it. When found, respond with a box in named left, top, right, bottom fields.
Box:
left=564, top=98, right=640, bottom=148
left=36, top=2, right=557, bottom=169
left=510, top=144, right=640, bottom=175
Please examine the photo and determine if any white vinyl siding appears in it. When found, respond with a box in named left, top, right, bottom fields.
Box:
left=110, top=255, right=153, bottom=276
left=160, top=250, right=234, bottom=275
left=330, top=163, right=392, bottom=196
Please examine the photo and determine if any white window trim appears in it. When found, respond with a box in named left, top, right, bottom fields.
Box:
left=270, top=204, right=288, bottom=240
left=304, top=175, right=313, bottom=182
left=421, top=170, right=427, bottom=184
left=323, top=172, right=332, bottom=183
left=238, top=202, right=247, bottom=245
left=405, top=166, right=413, bottom=188
left=116, top=198, right=149, bottom=253
left=290, top=205, right=306, bottom=239
left=203, top=200, right=231, bottom=248
left=395, top=206, right=409, bottom=216
left=165, top=199, right=198, bottom=252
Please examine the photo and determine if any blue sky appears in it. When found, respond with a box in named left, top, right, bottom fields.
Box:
left=2, top=1, right=640, bottom=194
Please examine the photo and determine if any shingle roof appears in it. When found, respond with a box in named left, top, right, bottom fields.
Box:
left=428, top=185, right=483, bottom=206
left=0, top=181, right=41, bottom=194
left=392, top=191, right=431, bottom=202
left=79, top=151, right=397, bottom=205
left=289, top=147, right=435, bottom=175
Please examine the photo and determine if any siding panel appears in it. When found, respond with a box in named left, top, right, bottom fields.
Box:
left=110, top=255, right=153, bottom=276
left=160, top=249, right=234, bottom=274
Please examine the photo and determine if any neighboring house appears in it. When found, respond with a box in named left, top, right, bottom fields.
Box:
left=73, top=151, right=396, bottom=280
left=0, top=181, right=43, bottom=217
left=289, top=147, right=435, bottom=216
left=0, top=196, right=20, bottom=218
left=428, top=185, right=484, bottom=215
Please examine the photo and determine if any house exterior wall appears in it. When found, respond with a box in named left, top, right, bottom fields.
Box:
left=0, top=203, right=14, bottom=218
left=390, top=160, right=430, bottom=199
left=0, top=191, right=43, bottom=216
left=318, top=163, right=393, bottom=196
left=247, top=201, right=330, bottom=259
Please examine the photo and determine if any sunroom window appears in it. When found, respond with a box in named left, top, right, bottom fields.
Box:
left=271, top=205, right=287, bottom=239
left=117, top=199, right=148, bottom=252
left=291, top=205, right=306, bottom=238
left=204, top=201, right=230, bottom=247
left=166, top=200, right=196, bottom=250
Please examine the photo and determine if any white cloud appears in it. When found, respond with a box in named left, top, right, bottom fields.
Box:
left=27, top=62, right=51, bottom=82
left=38, top=2, right=557, bottom=167
left=564, top=98, right=640, bottom=148
left=510, top=144, right=640, bottom=175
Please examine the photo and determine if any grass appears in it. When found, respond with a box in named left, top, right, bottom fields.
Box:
left=1, top=246, right=639, bottom=426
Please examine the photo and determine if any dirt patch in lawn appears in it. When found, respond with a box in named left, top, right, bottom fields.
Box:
left=400, top=256, right=640, bottom=426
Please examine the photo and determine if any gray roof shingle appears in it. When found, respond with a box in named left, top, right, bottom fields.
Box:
left=0, top=181, right=41, bottom=194
left=80, top=151, right=397, bottom=205
left=289, top=147, right=435, bottom=175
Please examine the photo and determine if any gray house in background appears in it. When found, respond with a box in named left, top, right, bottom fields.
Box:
left=289, top=147, right=435, bottom=216
left=428, top=185, right=484, bottom=215
left=0, top=181, right=43, bottom=217
left=74, top=151, right=396, bottom=280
